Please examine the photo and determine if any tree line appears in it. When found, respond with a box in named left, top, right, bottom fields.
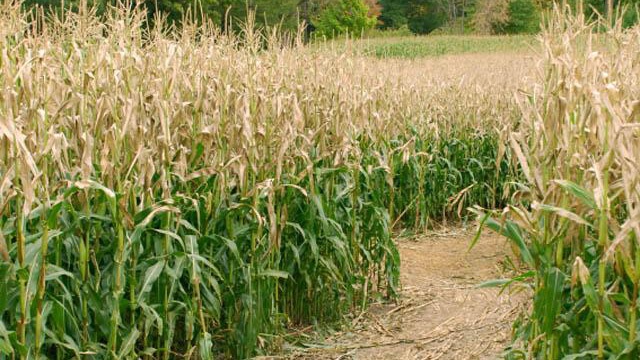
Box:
left=22, top=0, right=640, bottom=36
left=380, top=0, right=640, bottom=34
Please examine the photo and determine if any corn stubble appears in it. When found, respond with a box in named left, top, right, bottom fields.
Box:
left=474, top=3, right=640, bottom=359
left=0, top=2, right=518, bottom=359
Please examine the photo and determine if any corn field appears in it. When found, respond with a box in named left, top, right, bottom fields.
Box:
left=0, top=1, right=524, bottom=358
left=474, top=3, right=640, bottom=359
left=8, top=0, right=640, bottom=359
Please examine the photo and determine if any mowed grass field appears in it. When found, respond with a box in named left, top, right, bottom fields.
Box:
left=317, top=33, right=537, bottom=60
left=357, top=34, right=537, bottom=59
left=0, top=2, right=639, bottom=360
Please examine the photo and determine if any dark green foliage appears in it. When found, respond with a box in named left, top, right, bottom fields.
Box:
left=312, top=0, right=377, bottom=38
left=21, top=0, right=241, bottom=25
left=377, top=0, right=450, bottom=34
left=148, top=0, right=233, bottom=25
left=224, top=0, right=301, bottom=33
left=574, top=0, right=640, bottom=27
left=251, top=0, right=301, bottom=31
left=391, top=132, right=516, bottom=229
left=378, top=0, right=408, bottom=28
left=21, top=0, right=112, bottom=16
left=503, top=0, right=540, bottom=34
left=406, top=2, right=447, bottom=34
left=584, top=0, right=607, bottom=16
left=622, top=4, right=639, bottom=27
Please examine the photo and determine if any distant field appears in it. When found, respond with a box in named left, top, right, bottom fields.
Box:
left=354, top=34, right=537, bottom=58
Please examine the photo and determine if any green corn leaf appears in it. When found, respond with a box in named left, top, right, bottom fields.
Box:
left=138, top=261, right=165, bottom=301
left=307, top=233, right=320, bottom=259
left=537, top=267, right=566, bottom=335
left=152, top=229, right=182, bottom=243
left=43, top=330, right=80, bottom=356
left=478, top=271, right=536, bottom=290
left=484, top=216, right=534, bottom=267
left=188, top=254, right=223, bottom=279
left=73, top=180, right=117, bottom=214
left=179, top=218, right=201, bottom=235
left=468, top=209, right=491, bottom=251
left=0, top=320, right=12, bottom=355
left=477, top=279, right=511, bottom=288
left=286, top=221, right=307, bottom=240
left=554, top=180, right=597, bottom=210
left=285, top=242, right=302, bottom=267
left=311, top=194, right=328, bottom=227
left=579, top=275, right=599, bottom=314
left=140, top=303, right=163, bottom=336
left=534, top=203, right=592, bottom=227
left=259, top=270, right=289, bottom=279
left=561, top=350, right=599, bottom=360
left=603, top=313, right=629, bottom=353
left=44, top=264, right=74, bottom=281
left=0, top=338, right=11, bottom=356
left=117, top=329, right=140, bottom=358
left=216, top=235, right=242, bottom=264
left=199, top=332, right=213, bottom=359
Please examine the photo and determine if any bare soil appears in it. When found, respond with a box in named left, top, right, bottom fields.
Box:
left=287, top=228, right=526, bottom=360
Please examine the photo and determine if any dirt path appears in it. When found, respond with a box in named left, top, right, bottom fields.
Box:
left=290, top=228, right=526, bottom=360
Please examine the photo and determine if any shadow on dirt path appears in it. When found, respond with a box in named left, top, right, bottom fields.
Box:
left=290, top=228, right=526, bottom=360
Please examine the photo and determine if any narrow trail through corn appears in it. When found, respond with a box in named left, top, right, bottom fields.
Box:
left=295, top=229, right=525, bottom=360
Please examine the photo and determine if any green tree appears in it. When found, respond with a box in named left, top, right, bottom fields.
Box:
left=22, top=0, right=111, bottom=16
left=406, top=0, right=447, bottom=34
left=227, top=0, right=300, bottom=32
left=622, top=4, right=639, bottom=27
left=21, top=0, right=243, bottom=26
left=254, top=0, right=300, bottom=31
left=472, top=0, right=540, bottom=34
left=313, top=0, right=377, bottom=38
left=503, top=0, right=540, bottom=33
left=586, top=0, right=640, bottom=27
left=378, top=0, right=448, bottom=34
left=470, top=0, right=509, bottom=34
left=540, top=0, right=638, bottom=28
left=149, top=0, right=232, bottom=24
left=379, top=0, right=409, bottom=28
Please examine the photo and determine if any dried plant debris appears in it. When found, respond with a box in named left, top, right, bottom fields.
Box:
left=289, top=230, right=528, bottom=360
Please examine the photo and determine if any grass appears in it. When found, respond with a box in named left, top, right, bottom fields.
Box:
left=356, top=34, right=537, bottom=59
